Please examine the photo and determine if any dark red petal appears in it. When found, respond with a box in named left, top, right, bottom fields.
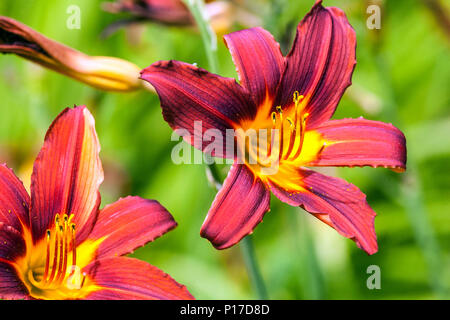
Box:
left=307, top=118, right=407, bottom=171
left=200, top=164, right=270, bottom=249
left=30, top=106, right=103, bottom=243
left=224, top=27, right=284, bottom=107
left=268, top=168, right=377, bottom=255
left=0, top=262, right=29, bottom=300
left=275, top=0, right=356, bottom=128
left=84, top=257, right=194, bottom=300
left=0, top=224, right=26, bottom=262
left=140, top=60, right=256, bottom=158
left=0, top=164, right=30, bottom=233
left=87, top=196, right=177, bottom=259
left=0, top=224, right=28, bottom=300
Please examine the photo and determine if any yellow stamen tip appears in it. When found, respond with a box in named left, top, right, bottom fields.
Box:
left=293, top=91, right=304, bottom=104
left=276, top=106, right=283, bottom=114
left=271, top=112, right=277, bottom=124
left=286, top=117, right=294, bottom=128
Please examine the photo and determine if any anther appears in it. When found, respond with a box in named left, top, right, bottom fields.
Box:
left=286, top=117, right=294, bottom=129
left=42, top=230, right=51, bottom=282
left=276, top=106, right=283, bottom=114
left=293, top=91, right=304, bottom=105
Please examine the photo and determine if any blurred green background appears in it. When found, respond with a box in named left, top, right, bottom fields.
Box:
left=0, top=0, right=449, bottom=299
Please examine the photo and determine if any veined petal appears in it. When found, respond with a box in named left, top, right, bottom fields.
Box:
left=87, top=196, right=177, bottom=259
left=224, top=27, right=284, bottom=107
left=0, top=223, right=26, bottom=262
left=30, top=106, right=104, bottom=244
left=0, top=224, right=28, bottom=299
left=84, top=257, right=194, bottom=300
left=0, top=262, right=29, bottom=300
left=140, top=60, right=256, bottom=158
left=274, top=0, right=356, bottom=128
left=0, top=164, right=30, bottom=233
left=200, top=164, right=270, bottom=249
left=268, top=168, right=377, bottom=255
left=306, top=118, right=407, bottom=171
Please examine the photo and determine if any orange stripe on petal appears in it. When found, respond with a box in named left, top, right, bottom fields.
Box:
left=30, top=106, right=103, bottom=244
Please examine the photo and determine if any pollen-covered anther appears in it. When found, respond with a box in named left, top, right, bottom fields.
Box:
left=39, top=213, right=81, bottom=289
left=270, top=91, right=309, bottom=161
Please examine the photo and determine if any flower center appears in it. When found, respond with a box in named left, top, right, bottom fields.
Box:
left=269, top=91, right=310, bottom=161
left=28, top=214, right=85, bottom=291
left=240, top=91, right=318, bottom=176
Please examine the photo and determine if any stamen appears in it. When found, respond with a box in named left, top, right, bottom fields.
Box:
left=42, top=230, right=51, bottom=282
left=40, top=213, right=78, bottom=289
left=45, top=225, right=59, bottom=285
left=71, top=223, right=76, bottom=267
left=56, top=216, right=69, bottom=284
left=277, top=108, right=284, bottom=160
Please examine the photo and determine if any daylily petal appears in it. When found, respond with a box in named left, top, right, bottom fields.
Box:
left=30, top=106, right=103, bottom=244
left=87, top=196, right=177, bottom=259
left=306, top=118, right=407, bottom=171
left=274, top=0, right=356, bottom=128
left=0, top=223, right=26, bottom=262
left=0, top=16, right=144, bottom=92
left=140, top=60, right=257, bottom=158
left=0, top=262, right=29, bottom=300
left=200, top=163, right=270, bottom=249
left=268, top=168, right=377, bottom=255
left=84, top=257, right=194, bottom=300
left=0, top=164, right=30, bottom=233
left=224, top=27, right=284, bottom=107
left=0, top=224, right=28, bottom=299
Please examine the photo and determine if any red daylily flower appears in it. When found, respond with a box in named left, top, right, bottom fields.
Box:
left=140, top=0, right=407, bottom=255
left=0, top=106, right=193, bottom=300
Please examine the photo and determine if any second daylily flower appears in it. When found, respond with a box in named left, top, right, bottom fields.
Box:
left=141, top=0, right=407, bottom=254
left=102, top=0, right=261, bottom=35
left=0, top=106, right=193, bottom=300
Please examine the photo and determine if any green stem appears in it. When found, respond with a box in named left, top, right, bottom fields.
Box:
left=183, top=0, right=268, bottom=299
left=240, top=235, right=269, bottom=300
left=182, top=0, right=219, bottom=73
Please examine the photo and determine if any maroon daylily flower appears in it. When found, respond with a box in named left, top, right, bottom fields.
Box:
left=0, top=106, right=193, bottom=300
left=140, top=0, right=407, bottom=254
